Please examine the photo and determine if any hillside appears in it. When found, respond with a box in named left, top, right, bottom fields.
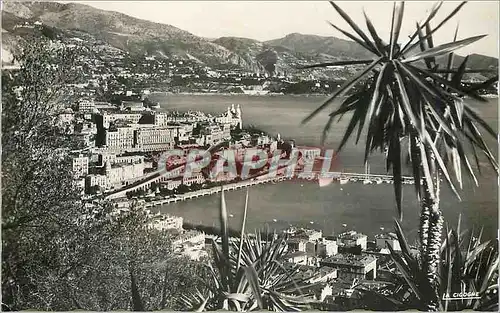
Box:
left=2, top=1, right=497, bottom=79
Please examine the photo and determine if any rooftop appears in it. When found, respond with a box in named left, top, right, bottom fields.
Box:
left=336, top=230, right=367, bottom=241
left=321, top=254, right=376, bottom=267
left=375, top=232, right=398, bottom=240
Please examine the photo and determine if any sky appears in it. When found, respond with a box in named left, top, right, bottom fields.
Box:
left=68, top=1, right=498, bottom=57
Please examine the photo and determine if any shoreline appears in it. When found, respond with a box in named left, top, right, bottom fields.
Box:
left=151, top=91, right=339, bottom=97
left=152, top=91, right=499, bottom=98
left=144, top=175, right=292, bottom=209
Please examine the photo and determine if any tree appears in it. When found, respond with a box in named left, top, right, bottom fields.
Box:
left=300, top=1, right=498, bottom=310
left=1, top=38, right=95, bottom=310
left=1, top=38, right=210, bottom=311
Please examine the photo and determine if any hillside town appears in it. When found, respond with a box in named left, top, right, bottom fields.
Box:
left=6, top=20, right=497, bottom=97
left=3, top=2, right=499, bottom=311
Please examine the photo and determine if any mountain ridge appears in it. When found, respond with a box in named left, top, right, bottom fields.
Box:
left=2, top=1, right=498, bottom=78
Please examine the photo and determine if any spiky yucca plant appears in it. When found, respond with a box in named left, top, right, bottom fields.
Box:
left=362, top=218, right=498, bottom=311
left=300, top=1, right=498, bottom=310
left=180, top=188, right=317, bottom=311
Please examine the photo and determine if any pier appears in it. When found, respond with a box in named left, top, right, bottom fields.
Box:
left=103, top=168, right=415, bottom=201
left=142, top=176, right=290, bottom=208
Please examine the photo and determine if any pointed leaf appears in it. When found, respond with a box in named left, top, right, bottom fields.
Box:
left=403, top=35, right=487, bottom=63
left=451, top=55, right=470, bottom=86
left=329, top=1, right=379, bottom=55
left=302, top=57, right=383, bottom=124
left=364, top=10, right=387, bottom=55
left=416, top=22, right=434, bottom=70
left=400, top=1, right=443, bottom=54
left=327, top=21, right=377, bottom=54
left=423, top=131, right=462, bottom=200
left=390, top=135, right=403, bottom=220
left=408, top=64, right=488, bottom=102
left=396, top=61, right=447, bottom=102
left=425, top=22, right=434, bottom=48
left=446, top=24, right=460, bottom=81
left=402, top=1, right=467, bottom=55
left=463, top=105, right=497, bottom=138
left=237, top=188, right=250, bottom=273
left=467, top=75, right=499, bottom=92
left=390, top=2, right=405, bottom=59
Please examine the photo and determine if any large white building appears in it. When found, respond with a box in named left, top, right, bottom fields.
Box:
left=105, top=160, right=145, bottom=186
left=134, top=126, right=175, bottom=151
left=105, top=126, right=135, bottom=150
left=153, top=112, right=169, bottom=126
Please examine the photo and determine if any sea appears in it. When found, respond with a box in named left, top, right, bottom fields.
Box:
left=150, top=93, right=499, bottom=242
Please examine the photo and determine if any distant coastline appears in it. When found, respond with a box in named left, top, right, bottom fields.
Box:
left=151, top=91, right=498, bottom=98
left=151, top=91, right=336, bottom=97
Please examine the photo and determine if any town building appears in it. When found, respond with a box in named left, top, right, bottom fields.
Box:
left=293, top=228, right=323, bottom=242
left=285, top=251, right=311, bottom=265
left=86, top=174, right=110, bottom=191
left=153, top=112, right=169, bottom=126
left=375, top=232, right=401, bottom=251
left=320, top=254, right=377, bottom=280
left=96, top=112, right=143, bottom=129
left=72, top=154, right=89, bottom=177
left=105, top=158, right=145, bottom=186
left=283, top=263, right=338, bottom=284
left=316, top=238, right=339, bottom=257
left=291, top=283, right=333, bottom=302
left=123, top=100, right=145, bottom=112
left=151, top=215, right=183, bottom=231
left=104, top=125, right=135, bottom=150
left=78, top=99, right=95, bottom=113
left=215, top=104, right=242, bottom=128
left=133, top=125, right=175, bottom=151
left=336, top=230, right=368, bottom=251
left=182, top=171, right=205, bottom=186
left=287, top=238, right=307, bottom=252
left=201, top=124, right=224, bottom=146
left=99, top=153, right=144, bottom=166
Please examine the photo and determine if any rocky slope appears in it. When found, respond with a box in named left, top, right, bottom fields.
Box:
left=2, top=1, right=497, bottom=78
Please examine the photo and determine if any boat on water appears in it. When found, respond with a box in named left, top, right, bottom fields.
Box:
left=273, top=219, right=277, bottom=222
left=318, top=177, right=334, bottom=187
left=339, top=176, right=349, bottom=184
left=151, top=103, right=160, bottom=109
left=229, top=214, right=234, bottom=218
left=374, top=178, right=383, bottom=184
